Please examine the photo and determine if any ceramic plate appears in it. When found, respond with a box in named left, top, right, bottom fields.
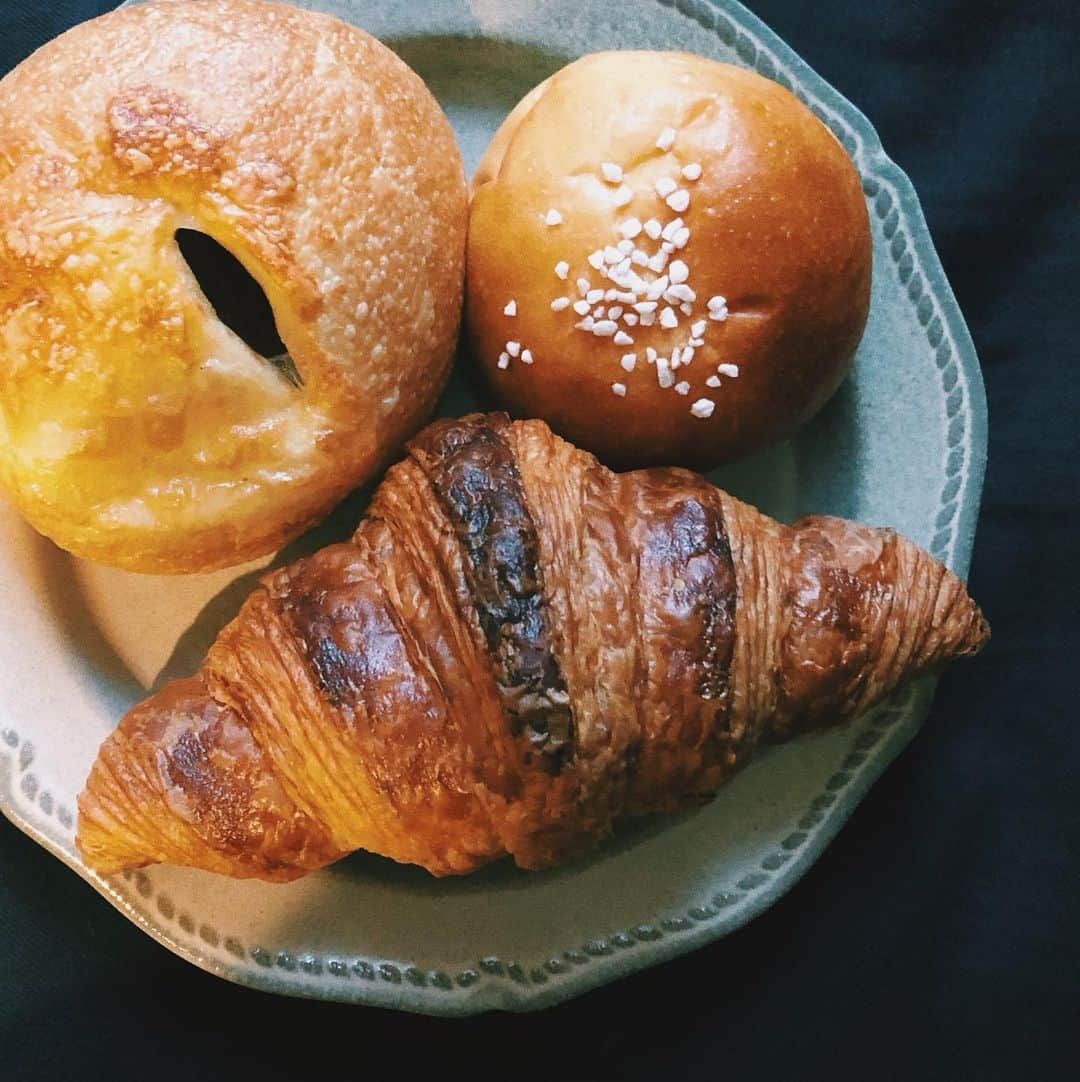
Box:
left=0, top=0, right=986, bottom=1014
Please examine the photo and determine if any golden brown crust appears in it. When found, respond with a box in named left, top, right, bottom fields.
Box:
left=77, top=414, right=988, bottom=880
left=76, top=673, right=342, bottom=880
left=466, top=51, right=871, bottom=469
left=360, top=450, right=580, bottom=871
left=618, top=470, right=738, bottom=813
left=0, top=0, right=466, bottom=572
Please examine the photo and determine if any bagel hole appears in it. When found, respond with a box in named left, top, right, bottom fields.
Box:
left=175, top=229, right=300, bottom=385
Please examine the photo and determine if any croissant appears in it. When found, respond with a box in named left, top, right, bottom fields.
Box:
left=77, top=414, right=988, bottom=880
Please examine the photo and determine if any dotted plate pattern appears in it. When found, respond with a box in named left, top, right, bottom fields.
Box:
left=0, top=0, right=986, bottom=1014
left=0, top=686, right=927, bottom=1008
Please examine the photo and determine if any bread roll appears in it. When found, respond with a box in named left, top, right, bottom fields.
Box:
left=467, top=51, right=871, bottom=469
left=0, top=0, right=466, bottom=572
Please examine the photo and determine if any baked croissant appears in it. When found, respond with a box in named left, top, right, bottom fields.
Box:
left=77, top=414, right=988, bottom=880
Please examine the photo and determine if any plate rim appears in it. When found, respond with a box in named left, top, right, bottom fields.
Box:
left=0, top=0, right=988, bottom=1014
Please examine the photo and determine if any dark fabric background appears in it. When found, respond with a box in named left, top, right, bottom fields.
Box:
left=1, top=2, right=1077, bottom=1078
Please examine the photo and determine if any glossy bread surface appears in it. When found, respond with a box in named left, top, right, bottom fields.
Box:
left=77, top=415, right=986, bottom=882
left=468, top=51, right=870, bottom=468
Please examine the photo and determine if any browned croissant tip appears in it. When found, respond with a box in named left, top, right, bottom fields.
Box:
left=76, top=673, right=344, bottom=881
left=961, top=602, right=991, bottom=657
left=927, top=554, right=991, bottom=663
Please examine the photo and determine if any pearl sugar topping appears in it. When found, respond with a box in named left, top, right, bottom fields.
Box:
left=497, top=126, right=733, bottom=417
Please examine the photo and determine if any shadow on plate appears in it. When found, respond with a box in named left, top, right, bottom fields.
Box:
left=152, top=483, right=375, bottom=689
left=789, top=372, right=866, bottom=522
left=32, top=535, right=145, bottom=718
left=386, top=34, right=567, bottom=112
left=319, top=802, right=707, bottom=897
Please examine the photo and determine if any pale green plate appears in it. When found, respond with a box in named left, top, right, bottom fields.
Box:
left=0, top=0, right=986, bottom=1014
